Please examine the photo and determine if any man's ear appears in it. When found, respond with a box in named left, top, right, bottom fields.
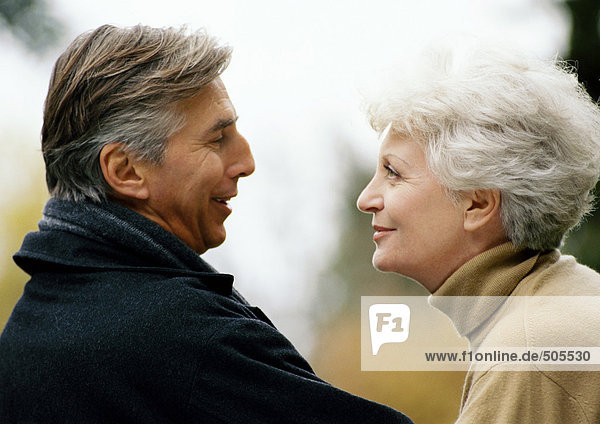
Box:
left=463, top=189, right=502, bottom=232
left=99, top=143, right=150, bottom=200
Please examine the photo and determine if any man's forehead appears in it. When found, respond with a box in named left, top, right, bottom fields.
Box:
left=180, top=81, right=236, bottom=120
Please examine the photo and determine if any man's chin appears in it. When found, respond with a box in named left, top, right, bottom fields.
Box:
left=204, top=230, right=227, bottom=251
left=179, top=231, right=226, bottom=255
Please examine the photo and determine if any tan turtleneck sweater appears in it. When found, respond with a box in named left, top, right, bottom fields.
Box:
left=431, top=242, right=600, bottom=424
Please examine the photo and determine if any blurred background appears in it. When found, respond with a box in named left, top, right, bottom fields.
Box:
left=1, top=0, right=599, bottom=422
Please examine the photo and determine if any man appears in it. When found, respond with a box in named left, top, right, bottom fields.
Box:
left=0, top=25, right=412, bottom=423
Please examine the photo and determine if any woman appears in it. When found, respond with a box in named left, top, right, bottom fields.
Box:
left=357, top=42, right=600, bottom=423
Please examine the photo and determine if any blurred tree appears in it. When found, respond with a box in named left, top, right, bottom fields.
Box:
left=0, top=168, right=47, bottom=328
left=0, top=0, right=62, bottom=330
left=561, top=0, right=600, bottom=270
left=0, top=133, right=48, bottom=330
left=0, top=0, right=62, bottom=53
left=564, top=0, right=600, bottom=101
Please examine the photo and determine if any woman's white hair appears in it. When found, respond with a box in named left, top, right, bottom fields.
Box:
left=366, top=39, right=600, bottom=250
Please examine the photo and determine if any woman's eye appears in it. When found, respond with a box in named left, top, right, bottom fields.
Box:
left=384, top=165, right=401, bottom=179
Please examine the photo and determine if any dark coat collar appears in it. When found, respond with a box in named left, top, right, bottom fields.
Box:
left=14, top=198, right=234, bottom=295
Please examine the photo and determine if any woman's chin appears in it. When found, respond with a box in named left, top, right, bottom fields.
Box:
left=372, top=254, right=399, bottom=274
left=372, top=253, right=418, bottom=281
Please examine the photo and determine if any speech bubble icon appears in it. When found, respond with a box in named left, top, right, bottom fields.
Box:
left=369, top=303, right=411, bottom=355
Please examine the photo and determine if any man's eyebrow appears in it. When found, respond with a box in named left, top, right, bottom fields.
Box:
left=207, top=116, right=239, bottom=134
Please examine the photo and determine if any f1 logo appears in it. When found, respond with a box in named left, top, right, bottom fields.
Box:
left=369, top=304, right=411, bottom=355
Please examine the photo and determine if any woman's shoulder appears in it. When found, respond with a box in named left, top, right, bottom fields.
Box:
left=517, top=252, right=600, bottom=296
left=516, top=255, right=600, bottom=347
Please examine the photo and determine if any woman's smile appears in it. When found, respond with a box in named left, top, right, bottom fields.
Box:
left=373, top=225, right=396, bottom=241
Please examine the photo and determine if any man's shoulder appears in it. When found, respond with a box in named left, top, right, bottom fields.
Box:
left=0, top=269, right=274, bottom=380
left=97, top=271, right=263, bottom=330
left=6, top=269, right=259, bottom=348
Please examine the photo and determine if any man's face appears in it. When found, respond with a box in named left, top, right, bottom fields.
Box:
left=137, top=78, right=255, bottom=254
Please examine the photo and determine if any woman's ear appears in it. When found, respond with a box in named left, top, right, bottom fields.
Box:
left=463, top=189, right=502, bottom=232
left=99, top=143, right=150, bottom=200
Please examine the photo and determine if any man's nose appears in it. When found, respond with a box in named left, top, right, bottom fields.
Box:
left=228, top=133, right=255, bottom=179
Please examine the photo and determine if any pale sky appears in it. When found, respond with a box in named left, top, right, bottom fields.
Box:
left=0, top=0, right=569, bottom=354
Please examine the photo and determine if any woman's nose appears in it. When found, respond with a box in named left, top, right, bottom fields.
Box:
left=357, top=178, right=383, bottom=213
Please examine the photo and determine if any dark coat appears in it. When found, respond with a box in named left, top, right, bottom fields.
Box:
left=0, top=198, right=412, bottom=423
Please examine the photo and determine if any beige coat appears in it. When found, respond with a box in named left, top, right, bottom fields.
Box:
left=431, top=242, right=600, bottom=423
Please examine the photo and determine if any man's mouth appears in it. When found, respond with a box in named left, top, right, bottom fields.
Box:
left=213, top=197, right=231, bottom=206
left=212, top=194, right=237, bottom=213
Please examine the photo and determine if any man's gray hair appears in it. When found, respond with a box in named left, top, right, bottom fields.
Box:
left=42, top=24, right=232, bottom=202
left=365, top=40, right=600, bottom=250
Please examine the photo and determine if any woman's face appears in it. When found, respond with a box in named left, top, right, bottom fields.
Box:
left=357, top=132, right=470, bottom=292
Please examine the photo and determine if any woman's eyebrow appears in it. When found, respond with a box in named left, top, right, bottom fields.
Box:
left=385, top=153, right=410, bottom=167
